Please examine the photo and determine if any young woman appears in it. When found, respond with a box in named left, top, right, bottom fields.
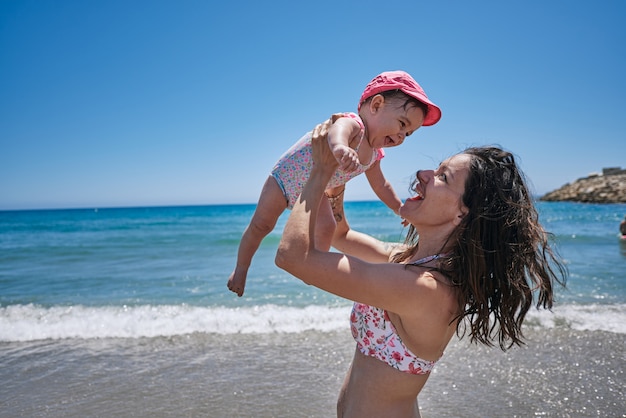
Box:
left=275, top=124, right=566, bottom=417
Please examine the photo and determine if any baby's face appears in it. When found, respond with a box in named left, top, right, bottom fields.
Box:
left=367, top=100, right=425, bottom=149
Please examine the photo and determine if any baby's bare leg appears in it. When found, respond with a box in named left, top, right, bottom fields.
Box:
left=227, top=177, right=287, bottom=297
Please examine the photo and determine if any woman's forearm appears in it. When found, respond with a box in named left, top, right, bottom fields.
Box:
left=329, top=186, right=397, bottom=263
left=276, top=162, right=334, bottom=275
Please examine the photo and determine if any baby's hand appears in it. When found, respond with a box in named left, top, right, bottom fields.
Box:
left=332, top=144, right=360, bottom=172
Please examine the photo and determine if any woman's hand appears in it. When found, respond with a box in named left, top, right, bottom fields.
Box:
left=311, top=115, right=340, bottom=173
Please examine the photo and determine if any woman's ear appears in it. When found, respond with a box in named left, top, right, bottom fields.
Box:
left=453, top=206, right=468, bottom=227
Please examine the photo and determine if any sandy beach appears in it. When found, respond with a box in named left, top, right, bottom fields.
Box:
left=1, top=327, right=623, bottom=417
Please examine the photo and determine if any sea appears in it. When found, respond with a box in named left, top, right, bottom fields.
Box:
left=1, top=201, right=625, bottom=417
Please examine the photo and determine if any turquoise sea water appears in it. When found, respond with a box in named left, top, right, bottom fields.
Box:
left=1, top=200, right=625, bottom=341
left=1, top=201, right=625, bottom=417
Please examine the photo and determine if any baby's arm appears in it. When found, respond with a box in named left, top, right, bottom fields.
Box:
left=327, top=117, right=362, bottom=172
left=365, top=161, right=402, bottom=215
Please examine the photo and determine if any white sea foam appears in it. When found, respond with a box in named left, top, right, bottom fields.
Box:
left=526, top=303, right=626, bottom=334
left=1, top=303, right=624, bottom=342
left=0, top=304, right=351, bottom=342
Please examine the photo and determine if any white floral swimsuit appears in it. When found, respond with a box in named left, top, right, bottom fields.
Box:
left=350, top=302, right=438, bottom=375
left=271, top=112, right=384, bottom=209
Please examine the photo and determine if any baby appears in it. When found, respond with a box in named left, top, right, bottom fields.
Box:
left=227, top=70, right=442, bottom=296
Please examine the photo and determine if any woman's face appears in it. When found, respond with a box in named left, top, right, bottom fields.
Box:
left=400, top=153, right=471, bottom=228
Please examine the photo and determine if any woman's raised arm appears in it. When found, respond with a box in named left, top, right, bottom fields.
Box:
left=327, top=185, right=400, bottom=263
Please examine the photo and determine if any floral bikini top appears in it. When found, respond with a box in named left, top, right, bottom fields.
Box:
left=350, top=302, right=438, bottom=375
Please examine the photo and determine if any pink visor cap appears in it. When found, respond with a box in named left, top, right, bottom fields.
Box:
left=358, top=71, right=442, bottom=126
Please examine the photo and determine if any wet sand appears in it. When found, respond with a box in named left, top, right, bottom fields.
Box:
left=1, top=328, right=624, bottom=417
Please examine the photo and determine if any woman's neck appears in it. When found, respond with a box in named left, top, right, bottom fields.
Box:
left=409, top=233, right=453, bottom=265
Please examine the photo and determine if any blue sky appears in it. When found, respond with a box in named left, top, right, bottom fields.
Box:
left=1, top=0, right=624, bottom=210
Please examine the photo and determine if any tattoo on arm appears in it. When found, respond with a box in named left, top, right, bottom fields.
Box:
left=325, top=187, right=345, bottom=222
left=332, top=208, right=343, bottom=222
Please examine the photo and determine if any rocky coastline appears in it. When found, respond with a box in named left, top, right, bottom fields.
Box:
left=540, top=167, right=626, bottom=204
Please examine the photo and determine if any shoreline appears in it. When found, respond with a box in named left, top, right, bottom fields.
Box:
left=1, top=328, right=623, bottom=417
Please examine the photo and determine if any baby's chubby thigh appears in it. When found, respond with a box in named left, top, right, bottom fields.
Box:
left=250, top=176, right=289, bottom=234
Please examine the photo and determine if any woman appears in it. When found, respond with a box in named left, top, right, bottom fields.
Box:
left=275, top=124, right=567, bottom=417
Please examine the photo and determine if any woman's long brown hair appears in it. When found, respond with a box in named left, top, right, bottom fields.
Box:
left=393, top=147, right=567, bottom=350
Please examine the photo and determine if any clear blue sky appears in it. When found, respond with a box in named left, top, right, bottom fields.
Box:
left=1, top=0, right=624, bottom=210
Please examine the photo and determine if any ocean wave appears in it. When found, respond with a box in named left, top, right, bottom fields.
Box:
left=525, top=303, right=626, bottom=334
left=0, top=304, right=350, bottom=342
left=0, top=303, right=624, bottom=342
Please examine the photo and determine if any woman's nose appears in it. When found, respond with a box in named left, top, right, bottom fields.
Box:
left=417, top=170, right=433, bottom=183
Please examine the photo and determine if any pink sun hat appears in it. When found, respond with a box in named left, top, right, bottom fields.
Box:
left=358, top=70, right=442, bottom=126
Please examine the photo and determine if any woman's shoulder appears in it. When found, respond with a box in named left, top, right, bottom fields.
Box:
left=411, top=268, right=456, bottom=296
left=382, top=264, right=457, bottom=316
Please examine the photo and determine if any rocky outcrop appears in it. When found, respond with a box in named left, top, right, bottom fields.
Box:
left=540, top=168, right=626, bottom=203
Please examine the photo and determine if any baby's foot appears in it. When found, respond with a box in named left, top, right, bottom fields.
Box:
left=227, top=267, right=248, bottom=297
